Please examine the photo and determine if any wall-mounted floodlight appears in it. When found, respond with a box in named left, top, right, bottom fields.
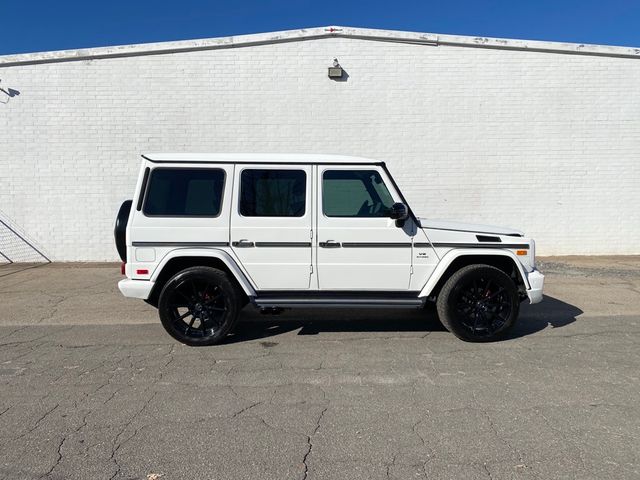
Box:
left=328, top=58, right=343, bottom=79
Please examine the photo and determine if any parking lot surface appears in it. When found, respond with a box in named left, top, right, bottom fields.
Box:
left=0, top=257, right=639, bottom=479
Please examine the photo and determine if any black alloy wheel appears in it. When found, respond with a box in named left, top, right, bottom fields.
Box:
left=436, top=264, right=519, bottom=342
left=158, top=267, right=242, bottom=346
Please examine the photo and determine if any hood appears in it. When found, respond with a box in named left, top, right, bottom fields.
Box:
left=417, top=217, right=524, bottom=236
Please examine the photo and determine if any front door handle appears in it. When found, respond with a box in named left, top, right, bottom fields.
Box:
left=232, top=239, right=255, bottom=247
left=319, top=240, right=341, bottom=248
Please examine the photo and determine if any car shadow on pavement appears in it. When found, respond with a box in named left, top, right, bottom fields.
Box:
left=225, top=295, right=582, bottom=344
left=225, top=307, right=443, bottom=344
left=508, top=295, right=582, bottom=339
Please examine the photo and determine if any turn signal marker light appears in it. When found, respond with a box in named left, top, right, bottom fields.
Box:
left=516, top=250, right=527, bottom=256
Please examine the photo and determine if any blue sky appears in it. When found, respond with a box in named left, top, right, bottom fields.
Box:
left=2, top=0, right=639, bottom=55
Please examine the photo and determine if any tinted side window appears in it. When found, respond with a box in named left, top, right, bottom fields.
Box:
left=240, top=169, right=306, bottom=217
left=143, top=168, right=225, bottom=216
left=323, top=170, right=394, bottom=217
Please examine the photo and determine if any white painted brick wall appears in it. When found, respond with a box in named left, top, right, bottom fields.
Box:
left=1, top=35, right=639, bottom=260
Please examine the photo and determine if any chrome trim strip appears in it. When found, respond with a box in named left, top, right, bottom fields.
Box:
left=341, top=242, right=412, bottom=248
left=431, top=242, right=530, bottom=249
left=254, top=242, right=311, bottom=247
left=132, top=241, right=229, bottom=247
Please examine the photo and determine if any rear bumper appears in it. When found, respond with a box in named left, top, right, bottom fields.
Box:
left=525, top=269, right=544, bottom=304
left=118, top=278, right=154, bottom=299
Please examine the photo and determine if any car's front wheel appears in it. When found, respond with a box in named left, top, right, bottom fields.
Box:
left=158, top=266, right=242, bottom=346
left=436, top=264, right=519, bottom=342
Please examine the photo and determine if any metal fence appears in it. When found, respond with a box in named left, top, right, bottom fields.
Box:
left=0, top=210, right=50, bottom=264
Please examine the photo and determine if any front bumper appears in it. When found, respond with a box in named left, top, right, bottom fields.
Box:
left=118, top=278, right=154, bottom=299
left=525, top=269, right=544, bottom=304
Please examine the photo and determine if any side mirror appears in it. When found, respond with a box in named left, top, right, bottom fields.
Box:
left=389, top=202, right=409, bottom=227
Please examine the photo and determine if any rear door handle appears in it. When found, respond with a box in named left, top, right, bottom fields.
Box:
left=232, top=239, right=255, bottom=247
left=319, top=240, right=341, bottom=248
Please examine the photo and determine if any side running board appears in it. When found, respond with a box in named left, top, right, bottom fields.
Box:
left=252, top=295, right=425, bottom=309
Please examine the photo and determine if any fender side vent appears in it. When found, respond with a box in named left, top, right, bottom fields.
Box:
left=476, top=235, right=501, bottom=243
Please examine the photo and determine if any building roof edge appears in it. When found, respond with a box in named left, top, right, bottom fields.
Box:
left=1, top=25, right=639, bottom=67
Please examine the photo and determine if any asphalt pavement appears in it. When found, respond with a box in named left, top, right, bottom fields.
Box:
left=0, top=257, right=639, bottom=479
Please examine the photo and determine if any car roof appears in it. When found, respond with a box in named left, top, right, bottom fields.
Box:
left=142, top=153, right=381, bottom=165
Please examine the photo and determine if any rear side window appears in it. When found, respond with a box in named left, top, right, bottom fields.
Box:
left=143, top=168, right=225, bottom=216
left=323, top=170, right=394, bottom=217
left=240, top=169, right=306, bottom=217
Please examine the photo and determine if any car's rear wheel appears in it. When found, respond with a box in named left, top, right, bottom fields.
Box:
left=158, top=266, right=242, bottom=346
left=436, top=264, right=519, bottom=342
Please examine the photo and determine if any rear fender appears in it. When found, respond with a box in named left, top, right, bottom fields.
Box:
left=152, top=248, right=257, bottom=297
left=418, top=248, right=530, bottom=298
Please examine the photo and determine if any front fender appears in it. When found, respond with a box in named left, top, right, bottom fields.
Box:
left=151, top=248, right=257, bottom=297
left=418, top=248, right=530, bottom=298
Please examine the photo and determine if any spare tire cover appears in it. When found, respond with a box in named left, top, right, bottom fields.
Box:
left=114, top=200, right=133, bottom=262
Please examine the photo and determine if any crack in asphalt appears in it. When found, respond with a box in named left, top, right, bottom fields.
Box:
left=43, top=435, right=66, bottom=478
left=481, top=409, right=536, bottom=478
left=0, top=326, right=75, bottom=348
left=12, top=403, right=60, bottom=442
left=411, top=419, right=427, bottom=448
left=0, top=258, right=639, bottom=480
left=158, top=344, right=176, bottom=381
left=385, top=451, right=398, bottom=479
left=537, top=409, right=590, bottom=472
left=108, top=390, right=158, bottom=480
left=231, top=401, right=264, bottom=418
left=301, top=406, right=327, bottom=480
left=0, top=325, right=29, bottom=341
left=482, top=462, right=494, bottom=480
left=36, top=294, right=66, bottom=324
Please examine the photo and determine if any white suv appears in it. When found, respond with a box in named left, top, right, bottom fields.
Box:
left=115, top=154, right=544, bottom=345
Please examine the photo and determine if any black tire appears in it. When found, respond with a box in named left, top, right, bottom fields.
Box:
left=436, top=264, right=519, bottom=342
left=158, top=266, right=242, bottom=346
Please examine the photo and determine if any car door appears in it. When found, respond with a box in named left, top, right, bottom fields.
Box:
left=316, top=165, right=413, bottom=290
left=230, top=164, right=313, bottom=290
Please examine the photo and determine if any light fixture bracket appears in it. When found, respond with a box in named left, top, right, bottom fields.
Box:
left=328, top=58, right=343, bottom=79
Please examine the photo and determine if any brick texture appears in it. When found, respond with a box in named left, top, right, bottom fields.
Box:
left=1, top=37, right=639, bottom=260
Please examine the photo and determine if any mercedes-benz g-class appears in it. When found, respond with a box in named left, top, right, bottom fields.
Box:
left=115, top=154, right=544, bottom=345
